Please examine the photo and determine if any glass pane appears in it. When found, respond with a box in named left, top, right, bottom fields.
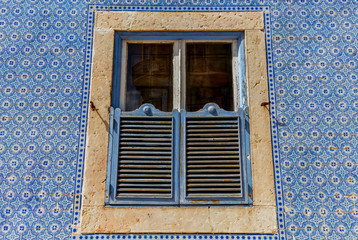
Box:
left=125, top=43, right=173, bottom=112
left=186, top=43, right=233, bottom=111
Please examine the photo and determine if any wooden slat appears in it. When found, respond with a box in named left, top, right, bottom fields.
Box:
left=120, top=137, right=171, bottom=141
left=118, top=174, right=171, bottom=178
left=188, top=183, right=240, bottom=187
left=121, top=129, right=171, bottom=133
left=120, top=151, right=171, bottom=155
left=119, top=160, right=171, bottom=164
left=187, top=160, right=239, bottom=164
left=187, top=120, right=237, bottom=124
left=118, top=183, right=171, bottom=187
left=121, top=133, right=171, bottom=137
left=187, top=164, right=240, bottom=168
left=187, top=129, right=238, bottom=133
left=119, top=179, right=171, bottom=183
left=187, top=174, right=241, bottom=178
left=187, top=169, right=240, bottom=173
left=187, top=178, right=240, bottom=182
left=187, top=141, right=237, bottom=146
left=187, top=155, right=238, bottom=159
left=187, top=146, right=239, bottom=150
left=187, top=124, right=238, bottom=128
left=186, top=151, right=239, bottom=155
left=188, top=188, right=241, bottom=192
left=119, top=155, right=172, bottom=159
left=121, top=124, right=171, bottom=129
left=119, top=169, right=171, bottom=173
left=120, top=164, right=171, bottom=169
left=120, top=146, right=171, bottom=151
left=187, top=137, right=238, bottom=141
left=121, top=120, right=171, bottom=124
left=119, top=188, right=171, bottom=192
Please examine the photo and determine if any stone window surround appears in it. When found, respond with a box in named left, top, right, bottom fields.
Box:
left=80, top=11, right=276, bottom=234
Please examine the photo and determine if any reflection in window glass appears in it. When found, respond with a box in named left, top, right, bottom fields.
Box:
left=186, top=43, right=233, bottom=112
left=125, top=44, right=173, bottom=111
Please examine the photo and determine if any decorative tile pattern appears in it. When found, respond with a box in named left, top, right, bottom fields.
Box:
left=0, top=0, right=357, bottom=239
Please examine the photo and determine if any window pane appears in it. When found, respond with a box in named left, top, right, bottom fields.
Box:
left=186, top=43, right=233, bottom=111
left=125, top=44, right=173, bottom=112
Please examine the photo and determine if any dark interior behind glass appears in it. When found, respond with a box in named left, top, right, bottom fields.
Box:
left=186, top=43, right=233, bottom=111
left=125, top=43, right=173, bottom=111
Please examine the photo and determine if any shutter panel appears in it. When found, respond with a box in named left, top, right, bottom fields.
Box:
left=180, top=103, right=249, bottom=205
left=109, top=104, right=179, bottom=205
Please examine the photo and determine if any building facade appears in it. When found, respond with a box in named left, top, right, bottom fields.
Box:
left=0, top=0, right=357, bottom=239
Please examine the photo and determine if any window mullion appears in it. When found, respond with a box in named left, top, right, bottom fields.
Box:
left=119, top=40, right=128, bottom=110
left=237, top=32, right=246, bottom=109
left=173, top=40, right=181, bottom=111
left=172, top=39, right=186, bottom=111
left=232, top=40, right=239, bottom=111
left=180, top=40, right=186, bottom=110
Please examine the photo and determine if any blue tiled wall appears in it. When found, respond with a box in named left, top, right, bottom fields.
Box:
left=0, top=0, right=357, bottom=239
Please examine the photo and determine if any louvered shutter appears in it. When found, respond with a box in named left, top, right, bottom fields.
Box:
left=180, top=103, right=249, bottom=205
left=108, top=104, right=179, bottom=205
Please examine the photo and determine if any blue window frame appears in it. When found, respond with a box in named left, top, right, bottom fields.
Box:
left=105, top=32, right=252, bottom=206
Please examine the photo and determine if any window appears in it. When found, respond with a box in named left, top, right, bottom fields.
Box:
left=105, top=32, right=251, bottom=206
left=81, top=11, right=276, bottom=234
